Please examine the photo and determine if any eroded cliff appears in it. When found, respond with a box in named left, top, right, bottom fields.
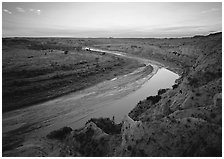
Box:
left=48, top=33, right=222, bottom=157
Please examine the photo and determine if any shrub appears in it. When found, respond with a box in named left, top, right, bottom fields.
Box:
left=131, top=45, right=138, bottom=48
left=47, top=126, right=72, bottom=140
left=75, top=127, right=94, bottom=143
left=75, top=128, right=107, bottom=157
left=172, top=84, right=179, bottom=89
left=187, top=118, right=191, bottom=123
left=188, top=77, right=199, bottom=88
left=146, top=95, right=161, bottom=104
left=158, top=88, right=168, bottom=95
left=127, top=145, right=132, bottom=151
left=86, top=117, right=122, bottom=135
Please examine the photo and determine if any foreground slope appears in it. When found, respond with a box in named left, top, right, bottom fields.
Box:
left=122, top=33, right=222, bottom=156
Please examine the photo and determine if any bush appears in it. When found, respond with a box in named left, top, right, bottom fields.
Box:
left=187, top=118, right=191, bottom=123
left=86, top=117, right=122, bottom=135
left=75, top=127, right=94, bottom=143
left=74, top=127, right=108, bottom=156
left=131, top=45, right=138, bottom=48
left=127, top=145, right=132, bottom=151
left=188, top=77, right=199, bottom=87
left=158, top=88, right=168, bottom=95
left=172, top=84, right=179, bottom=89
left=47, top=126, right=72, bottom=140
left=146, top=95, right=161, bottom=104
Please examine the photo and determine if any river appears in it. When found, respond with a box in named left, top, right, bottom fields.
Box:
left=2, top=47, right=179, bottom=155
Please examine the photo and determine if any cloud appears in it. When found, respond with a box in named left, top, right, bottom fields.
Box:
left=3, top=9, right=12, bottom=14
left=36, top=9, right=41, bottom=15
left=16, top=7, right=41, bottom=15
left=16, top=7, right=25, bottom=13
left=29, top=8, right=41, bottom=15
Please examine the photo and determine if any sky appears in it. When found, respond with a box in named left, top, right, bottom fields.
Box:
left=2, top=2, right=222, bottom=38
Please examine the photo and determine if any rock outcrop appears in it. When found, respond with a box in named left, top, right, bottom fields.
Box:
left=58, top=118, right=122, bottom=157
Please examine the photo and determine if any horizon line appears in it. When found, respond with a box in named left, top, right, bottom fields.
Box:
left=2, top=31, right=222, bottom=39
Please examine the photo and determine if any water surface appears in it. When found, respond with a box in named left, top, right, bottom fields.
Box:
left=72, top=67, right=179, bottom=126
left=3, top=48, right=180, bottom=143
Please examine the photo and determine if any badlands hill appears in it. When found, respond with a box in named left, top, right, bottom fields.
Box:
left=12, top=32, right=221, bottom=157
left=55, top=32, right=222, bottom=157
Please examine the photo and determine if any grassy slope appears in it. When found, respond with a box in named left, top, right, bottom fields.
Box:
left=2, top=38, right=143, bottom=112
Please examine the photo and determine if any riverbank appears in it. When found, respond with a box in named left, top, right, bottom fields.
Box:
left=42, top=32, right=221, bottom=157
left=3, top=45, right=155, bottom=156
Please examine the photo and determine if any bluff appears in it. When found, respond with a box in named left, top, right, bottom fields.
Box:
left=49, top=33, right=222, bottom=157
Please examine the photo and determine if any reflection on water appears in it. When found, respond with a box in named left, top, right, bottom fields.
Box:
left=3, top=60, right=180, bottom=140
left=73, top=67, right=179, bottom=126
